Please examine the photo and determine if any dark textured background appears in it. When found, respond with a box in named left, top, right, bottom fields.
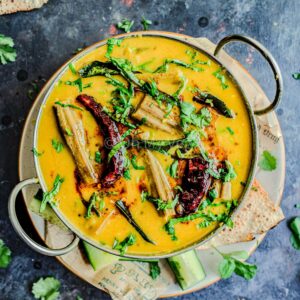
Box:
left=0, top=0, right=300, bottom=299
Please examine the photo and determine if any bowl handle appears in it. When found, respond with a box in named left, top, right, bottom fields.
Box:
left=8, top=178, right=80, bottom=256
left=214, top=34, right=283, bottom=116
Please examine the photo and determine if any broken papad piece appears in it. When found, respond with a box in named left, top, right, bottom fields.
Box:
left=0, top=0, right=48, bottom=15
left=198, top=179, right=285, bottom=249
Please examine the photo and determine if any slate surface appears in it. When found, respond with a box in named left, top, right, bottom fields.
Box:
left=0, top=0, right=299, bottom=299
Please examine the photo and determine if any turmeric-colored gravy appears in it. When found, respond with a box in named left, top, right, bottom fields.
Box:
left=37, top=36, right=252, bottom=255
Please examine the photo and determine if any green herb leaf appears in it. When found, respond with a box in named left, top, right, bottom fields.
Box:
left=65, top=128, right=73, bottom=136
left=54, top=101, right=83, bottom=111
left=108, top=141, right=126, bottom=162
left=40, top=175, right=64, bottom=212
left=234, top=260, right=257, bottom=280
left=292, top=72, right=300, bottom=80
left=68, top=63, right=77, bottom=74
left=85, top=192, right=100, bottom=219
left=32, top=148, right=44, bottom=157
left=217, top=249, right=257, bottom=280
left=131, top=155, right=145, bottom=170
left=219, top=160, right=237, bottom=182
left=65, top=78, right=83, bottom=92
left=149, top=261, right=161, bottom=279
left=180, top=102, right=212, bottom=132
left=105, top=38, right=122, bottom=58
left=95, top=151, right=102, bottom=163
left=289, top=217, right=300, bottom=250
left=0, top=34, right=17, bottom=65
left=0, top=239, right=12, bottom=268
left=258, top=150, right=277, bottom=171
left=117, top=19, right=134, bottom=33
left=213, top=68, right=229, bottom=89
left=112, top=233, right=136, bottom=255
left=226, top=126, right=234, bottom=135
left=219, top=257, right=236, bottom=279
left=141, top=190, right=149, bottom=202
left=51, top=139, right=63, bottom=153
left=32, top=277, right=60, bottom=300
left=141, top=17, right=152, bottom=30
left=168, top=160, right=178, bottom=178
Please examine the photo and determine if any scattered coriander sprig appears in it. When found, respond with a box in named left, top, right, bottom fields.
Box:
left=0, top=34, right=17, bottom=64
left=117, top=19, right=134, bottom=33
left=141, top=17, right=152, bottom=30
left=0, top=239, right=12, bottom=268
left=215, top=248, right=257, bottom=280
left=258, top=150, right=277, bottom=171
left=32, top=277, right=61, bottom=300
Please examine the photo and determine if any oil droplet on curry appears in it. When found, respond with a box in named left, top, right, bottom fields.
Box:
left=37, top=36, right=252, bottom=256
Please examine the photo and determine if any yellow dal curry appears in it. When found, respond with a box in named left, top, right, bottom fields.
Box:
left=36, top=36, right=252, bottom=255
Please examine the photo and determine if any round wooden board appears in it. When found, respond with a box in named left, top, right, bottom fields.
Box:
left=18, top=36, right=285, bottom=298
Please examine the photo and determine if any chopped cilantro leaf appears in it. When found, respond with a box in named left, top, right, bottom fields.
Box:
left=51, top=139, right=63, bottom=153
left=117, top=19, right=134, bottom=33
left=141, top=17, right=152, bottom=31
left=112, top=233, right=136, bottom=255
left=105, top=38, right=122, bottom=58
left=32, top=148, right=44, bottom=157
left=0, top=239, right=12, bottom=268
left=213, top=68, right=229, bottom=89
left=131, top=155, right=145, bottom=170
left=258, top=150, right=277, bottom=171
left=40, top=175, right=64, bottom=212
left=149, top=261, right=161, bottom=279
left=32, top=277, right=60, bottom=300
left=68, top=63, right=77, bottom=74
left=54, top=101, right=83, bottom=111
left=0, top=34, right=17, bottom=65
left=95, top=151, right=102, bottom=163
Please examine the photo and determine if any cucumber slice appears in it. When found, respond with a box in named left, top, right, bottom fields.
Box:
left=29, top=197, right=66, bottom=230
left=82, top=241, right=119, bottom=271
left=167, top=250, right=206, bottom=290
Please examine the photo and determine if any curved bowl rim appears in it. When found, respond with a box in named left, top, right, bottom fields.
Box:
left=31, top=30, right=258, bottom=259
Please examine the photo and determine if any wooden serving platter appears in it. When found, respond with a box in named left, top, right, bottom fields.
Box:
left=18, top=36, right=285, bottom=298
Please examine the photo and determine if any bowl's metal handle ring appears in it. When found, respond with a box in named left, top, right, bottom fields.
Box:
left=8, top=178, right=80, bottom=256
left=214, top=34, right=283, bottom=116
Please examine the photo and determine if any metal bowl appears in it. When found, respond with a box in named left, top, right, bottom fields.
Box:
left=8, top=31, right=283, bottom=259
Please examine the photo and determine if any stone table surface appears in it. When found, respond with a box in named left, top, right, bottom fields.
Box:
left=0, top=0, right=299, bottom=299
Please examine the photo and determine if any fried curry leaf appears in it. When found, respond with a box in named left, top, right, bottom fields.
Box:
left=40, top=175, right=64, bottom=212
left=32, top=277, right=61, bottom=300
left=112, top=233, right=136, bottom=255
left=0, top=34, right=17, bottom=65
left=0, top=239, right=12, bottom=268
left=258, top=150, right=277, bottom=171
left=117, top=19, right=134, bottom=33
